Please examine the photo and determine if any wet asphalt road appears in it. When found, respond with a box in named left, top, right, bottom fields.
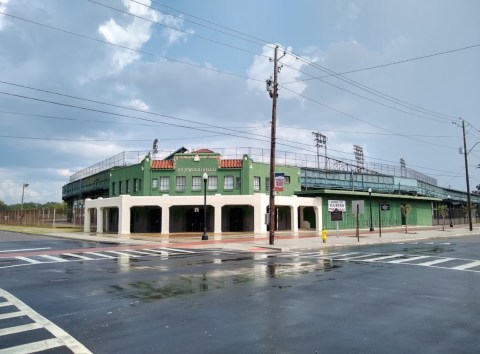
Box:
left=1, top=231, right=480, bottom=353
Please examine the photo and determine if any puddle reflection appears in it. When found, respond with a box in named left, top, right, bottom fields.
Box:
left=107, top=253, right=342, bottom=302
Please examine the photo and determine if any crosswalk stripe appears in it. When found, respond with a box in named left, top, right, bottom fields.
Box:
left=0, top=322, right=43, bottom=336
left=389, top=255, right=430, bottom=264
left=417, top=258, right=455, bottom=266
left=319, top=252, right=360, bottom=259
left=39, top=255, right=69, bottom=263
left=62, top=253, right=95, bottom=260
left=0, top=302, right=10, bottom=308
left=84, top=252, right=116, bottom=259
left=158, top=247, right=197, bottom=254
left=451, top=261, right=480, bottom=270
left=0, top=310, right=23, bottom=320
left=143, top=249, right=169, bottom=256
left=335, top=253, right=381, bottom=261
left=127, top=250, right=158, bottom=256
left=0, top=337, right=65, bottom=354
left=15, top=256, right=41, bottom=264
left=105, top=251, right=141, bottom=257
left=364, top=254, right=404, bottom=262
left=0, top=288, right=92, bottom=354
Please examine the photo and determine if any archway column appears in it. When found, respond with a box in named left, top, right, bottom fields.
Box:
left=214, top=205, right=222, bottom=234
left=96, top=207, right=103, bottom=234
left=83, top=206, right=91, bottom=233
left=161, top=205, right=170, bottom=234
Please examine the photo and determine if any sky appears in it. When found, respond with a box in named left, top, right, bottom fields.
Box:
left=0, top=0, right=479, bottom=205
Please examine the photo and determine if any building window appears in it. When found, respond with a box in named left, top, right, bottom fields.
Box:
left=176, top=176, right=186, bottom=192
left=285, top=176, right=290, bottom=183
left=159, top=177, right=169, bottom=192
left=208, top=176, right=218, bottom=191
left=224, top=176, right=234, bottom=190
left=236, top=177, right=241, bottom=189
left=139, top=179, right=142, bottom=191
left=119, top=181, right=123, bottom=194
left=192, top=176, right=201, bottom=191
left=152, top=178, right=158, bottom=189
left=265, top=177, right=270, bottom=192
left=126, top=179, right=130, bottom=194
left=254, top=176, right=261, bottom=191
left=134, top=178, right=139, bottom=192
left=112, top=182, right=116, bottom=195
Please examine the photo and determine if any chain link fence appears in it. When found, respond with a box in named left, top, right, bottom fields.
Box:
left=0, top=208, right=76, bottom=228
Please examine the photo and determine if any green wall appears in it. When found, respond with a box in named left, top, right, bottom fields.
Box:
left=109, top=153, right=301, bottom=198
left=319, top=193, right=435, bottom=230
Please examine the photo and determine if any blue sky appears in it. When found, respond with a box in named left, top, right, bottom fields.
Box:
left=0, top=0, right=479, bottom=204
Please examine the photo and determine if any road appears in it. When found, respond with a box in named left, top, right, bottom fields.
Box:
left=1, top=231, right=480, bottom=353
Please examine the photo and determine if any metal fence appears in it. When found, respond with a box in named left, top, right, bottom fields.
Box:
left=0, top=208, right=73, bottom=228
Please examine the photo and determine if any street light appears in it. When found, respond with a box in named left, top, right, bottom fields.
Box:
left=20, top=183, right=29, bottom=224
left=202, top=172, right=208, bottom=240
left=368, top=188, right=374, bottom=231
left=447, top=195, right=453, bottom=227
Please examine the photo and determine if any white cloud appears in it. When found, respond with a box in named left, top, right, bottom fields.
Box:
left=0, top=0, right=10, bottom=30
left=98, top=0, right=192, bottom=73
left=246, top=44, right=316, bottom=101
left=98, top=0, right=159, bottom=72
left=127, top=98, right=150, bottom=111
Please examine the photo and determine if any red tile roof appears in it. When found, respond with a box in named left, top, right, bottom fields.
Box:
left=152, top=160, right=174, bottom=169
left=220, top=159, right=243, bottom=168
left=191, top=149, right=215, bottom=154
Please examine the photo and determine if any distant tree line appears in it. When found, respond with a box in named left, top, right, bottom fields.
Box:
left=0, top=200, right=67, bottom=212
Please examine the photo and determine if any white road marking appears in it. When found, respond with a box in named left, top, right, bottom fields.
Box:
left=0, top=247, right=51, bottom=253
left=363, top=254, right=404, bottom=262
left=84, top=251, right=116, bottom=259
left=451, top=261, right=480, bottom=270
left=105, top=250, right=141, bottom=257
left=144, top=249, right=169, bottom=256
left=62, top=253, right=95, bottom=260
left=0, top=288, right=92, bottom=354
left=335, top=253, right=381, bottom=261
left=159, top=247, right=197, bottom=254
left=15, top=256, right=41, bottom=264
left=0, top=322, right=43, bottom=336
left=417, top=258, right=455, bottom=266
left=389, top=255, right=430, bottom=264
left=0, top=338, right=66, bottom=353
left=0, top=310, right=23, bottom=320
left=39, top=255, right=69, bottom=263
left=126, top=250, right=158, bottom=256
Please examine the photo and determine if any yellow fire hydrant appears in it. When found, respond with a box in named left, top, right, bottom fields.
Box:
left=322, top=228, right=328, bottom=243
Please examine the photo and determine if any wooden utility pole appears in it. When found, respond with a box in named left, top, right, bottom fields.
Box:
left=268, top=45, right=279, bottom=245
left=462, top=119, right=473, bottom=231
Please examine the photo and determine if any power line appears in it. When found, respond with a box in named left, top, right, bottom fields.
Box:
left=281, top=86, right=458, bottom=150
left=88, top=0, right=269, bottom=58
left=280, top=55, right=455, bottom=123
left=0, top=11, right=262, bottom=83
left=88, top=1, right=460, bottom=123
left=286, top=43, right=480, bottom=84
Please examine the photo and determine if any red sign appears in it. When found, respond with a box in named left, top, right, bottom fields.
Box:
left=275, top=173, right=284, bottom=192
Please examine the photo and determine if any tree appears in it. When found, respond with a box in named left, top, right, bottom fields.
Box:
left=437, top=205, right=449, bottom=231
left=0, top=200, right=7, bottom=211
left=400, top=204, right=413, bottom=234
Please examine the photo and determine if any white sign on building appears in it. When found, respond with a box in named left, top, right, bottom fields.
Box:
left=328, top=200, right=346, bottom=212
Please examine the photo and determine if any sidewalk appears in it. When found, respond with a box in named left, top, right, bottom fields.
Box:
left=2, top=224, right=479, bottom=252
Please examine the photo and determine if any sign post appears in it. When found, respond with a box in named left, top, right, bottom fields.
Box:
left=352, top=200, right=364, bottom=242
left=379, top=203, right=390, bottom=238
left=329, top=201, right=346, bottom=238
